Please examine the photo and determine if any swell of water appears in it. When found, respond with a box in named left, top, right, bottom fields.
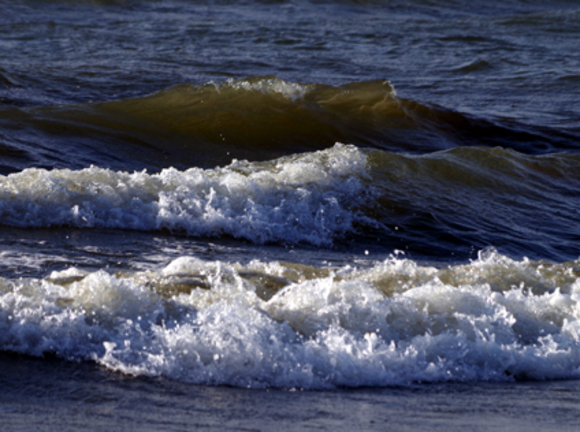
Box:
left=1, top=77, right=579, bottom=174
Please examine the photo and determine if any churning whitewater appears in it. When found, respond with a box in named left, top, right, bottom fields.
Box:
left=0, top=144, right=374, bottom=246
left=1, top=249, right=580, bottom=389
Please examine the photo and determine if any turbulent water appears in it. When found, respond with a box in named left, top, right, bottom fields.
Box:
left=1, top=0, right=580, bottom=394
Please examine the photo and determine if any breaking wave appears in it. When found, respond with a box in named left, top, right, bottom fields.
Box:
left=1, top=249, right=580, bottom=389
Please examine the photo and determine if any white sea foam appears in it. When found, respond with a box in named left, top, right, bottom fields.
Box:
left=0, top=143, right=373, bottom=246
left=223, top=77, right=314, bottom=101
left=1, top=249, right=580, bottom=389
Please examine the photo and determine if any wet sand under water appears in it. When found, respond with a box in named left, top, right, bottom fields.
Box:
left=1, top=352, right=579, bottom=432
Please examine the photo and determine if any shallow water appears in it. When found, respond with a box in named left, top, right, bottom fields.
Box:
left=2, top=352, right=580, bottom=432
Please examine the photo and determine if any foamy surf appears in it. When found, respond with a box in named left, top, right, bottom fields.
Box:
left=0, top=143, right=374, bottom=246
left=1, top=249, right=579, bottom=389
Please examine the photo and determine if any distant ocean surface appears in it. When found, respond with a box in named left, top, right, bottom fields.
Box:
left=1, top=0, right=580, bottom=430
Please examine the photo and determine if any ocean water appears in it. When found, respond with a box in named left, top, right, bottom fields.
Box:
left=1, top=0, right=580, bottom=429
